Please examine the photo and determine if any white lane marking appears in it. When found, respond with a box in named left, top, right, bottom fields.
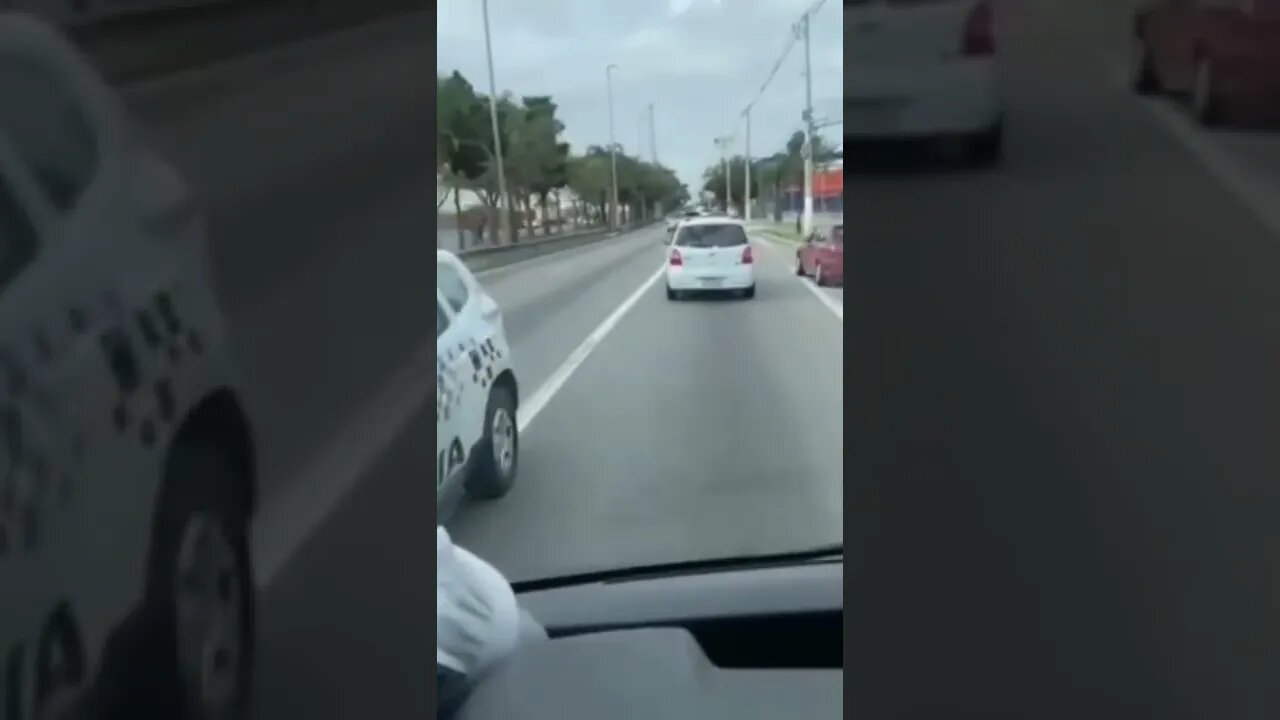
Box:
left=752, top=236, right=844, bottom=322
left=517, top=265, right=667, bottom=433
left=252, top=339, right=431, bottom=586
left=1110, top=74, right=1280, bottom=239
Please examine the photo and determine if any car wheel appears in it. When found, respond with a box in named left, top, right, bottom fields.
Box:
left=147, top=439, right=255, bottom=720
left=666, top=285, right=678, bottom=301
left=794, top=254, right=805, bottom=276
left=1131, top=36, right=1159, bottom=95
left=465, top=382, right=518, bottom=499
left=814, top=263, right=825, bottom=287
left=743, top=285, right=756, bottom=300
left=967, top=120, right=1003, bottom=167
left=1192, top=55, right=1222, bottom=127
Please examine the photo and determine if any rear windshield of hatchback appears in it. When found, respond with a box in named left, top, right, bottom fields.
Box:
left=676, top=224, right=749, bottom=248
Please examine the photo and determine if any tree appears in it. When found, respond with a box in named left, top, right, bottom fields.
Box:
left=701, top=156, right=759, bottom=214
left=438, top=72, right=495, bottom=245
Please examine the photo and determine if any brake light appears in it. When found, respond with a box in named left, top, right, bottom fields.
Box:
left=741, top=245, right=753, bottom=264
left=962, top=1, right=994, bottom=57
left=669, top=249, right=683, bottom=266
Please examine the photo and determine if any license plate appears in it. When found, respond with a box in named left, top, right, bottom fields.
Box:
left=701, top=277, right=723, bottom=288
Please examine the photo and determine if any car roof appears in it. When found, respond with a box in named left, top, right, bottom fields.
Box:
left=678, top=216, right=745, bottom=228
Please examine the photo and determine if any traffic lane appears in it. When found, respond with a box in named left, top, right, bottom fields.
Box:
left=480, top=226, right=675, bottom=397
left=251, top=406, right=433, bottom=719
left=850, top=1, right=1280, bottom=717
left=448, top=240, right=844, bottom=584
left=126, top=14, right=429, bottom=497
left=218, top=166, right=429, bottom=501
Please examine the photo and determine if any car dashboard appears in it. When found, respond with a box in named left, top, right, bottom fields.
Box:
left=455, top=557, right=843, bottom=719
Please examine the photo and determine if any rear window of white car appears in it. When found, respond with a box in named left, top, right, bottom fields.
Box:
left=675, top=224, right=748, bottom=248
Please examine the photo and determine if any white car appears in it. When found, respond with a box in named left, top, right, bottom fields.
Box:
left=1, top=16, right=258, bottom=720
left=845, top=0, right=1002, bottom=164
left=665, top=217, right=755, bottom=300
left=436, top=250, right=519, bottom=516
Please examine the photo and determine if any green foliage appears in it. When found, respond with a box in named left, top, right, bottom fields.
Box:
left=437, top=70, right=690, bottom=237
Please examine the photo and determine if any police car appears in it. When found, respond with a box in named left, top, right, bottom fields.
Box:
left=1, top=16, right=258, bottom=720
left=436, top=250, right=519, bottom=518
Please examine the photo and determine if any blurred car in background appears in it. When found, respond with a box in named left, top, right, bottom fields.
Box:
left=845, top=0, right=1001, bottom=165
left=665, top=217, right=756, bottom=300
left=437, top=250, right=519, bottom=521
left=795, top=224, right=844, bottom=287
left=1131, top=0, right=1280, bottom=126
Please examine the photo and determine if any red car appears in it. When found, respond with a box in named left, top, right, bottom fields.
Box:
left=794, top=224, right=843, bottom=287
left=1132, top=0, right=1280, bottom=126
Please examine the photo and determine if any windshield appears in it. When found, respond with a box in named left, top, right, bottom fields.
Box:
left=436, top=1, right=843, bottom=585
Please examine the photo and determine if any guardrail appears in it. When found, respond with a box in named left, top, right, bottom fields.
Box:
left=454, top=222, right=659, bottom=274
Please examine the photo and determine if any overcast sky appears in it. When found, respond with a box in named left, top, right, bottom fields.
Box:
left=437, top=0, right=842, bottom=195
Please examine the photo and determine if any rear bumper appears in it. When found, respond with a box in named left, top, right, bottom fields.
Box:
left=846, top=58, right=999, bottom=139
left=665, top=265, right=755, bottom=291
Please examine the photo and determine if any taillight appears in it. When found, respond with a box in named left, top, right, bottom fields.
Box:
left=962, top=1, right=994, bottom=57
left=669, top=249, right=683, bottom=266
left=741, top=245, right=753, bottom=264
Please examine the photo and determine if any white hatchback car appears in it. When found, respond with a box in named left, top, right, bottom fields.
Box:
left=436, top=251, right=519, bottom=515
left=665, top=217, right=755, bottom=300
left=845, top=0, right=1002, bottom=164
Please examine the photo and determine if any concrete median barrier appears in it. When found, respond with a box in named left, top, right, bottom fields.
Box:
left=455, top=222, right=659, bottom=273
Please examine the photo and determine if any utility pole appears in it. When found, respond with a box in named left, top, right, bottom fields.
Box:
left=649, top=103, right=658, bottom=164
left=799, top=12, right=815, bottom=237
left=714, top=136, right=731, bottom=214
left=481, top=0, right=511, bottom=243
left=743, top=108, right=752, bottom=222
left=606, top=64, right=620, bottom=229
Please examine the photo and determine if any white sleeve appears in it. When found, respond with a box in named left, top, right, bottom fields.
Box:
left=436, top=527, right=520, bottom=678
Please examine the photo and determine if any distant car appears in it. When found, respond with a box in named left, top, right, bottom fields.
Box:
left=437, top=250, right=519, bottom=518
left=665, top=218, right=755, bottom=300
left=845, top=0, right=1001, bottom=164
left=1131, top=0, right=1280, bottom=126
left=795, top=224, right=844, bottom=287
left=666, top=209, right=700, bottom=234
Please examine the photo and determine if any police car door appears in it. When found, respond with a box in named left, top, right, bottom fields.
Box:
left=436, top=289, right=480, bottom=495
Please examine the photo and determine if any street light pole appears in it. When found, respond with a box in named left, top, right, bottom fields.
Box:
left=606, top=64, right=620, bottom=229
left=800, top=12, right=815, bottom=237
left=648, top=103, right=658, bottom=164
left=743, top=108, right=752, bottom=222
left=714, top=136, right=731, bottom=214
left=481, top=0, right=511, bottom=243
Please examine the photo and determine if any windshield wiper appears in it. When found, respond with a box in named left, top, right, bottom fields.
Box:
left=511, top=543, right=843, bottom=594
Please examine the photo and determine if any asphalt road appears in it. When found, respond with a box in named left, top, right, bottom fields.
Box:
left=445, top=225, right=846, bottom=584
left=851, top=1, right=1280, bottom=718
left=108, top=16, right=434, bottom=718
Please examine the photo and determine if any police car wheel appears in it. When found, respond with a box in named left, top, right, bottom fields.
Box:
left=147, top=440, right=255, bottom=720
left=465, top=382, right=518, bottom=500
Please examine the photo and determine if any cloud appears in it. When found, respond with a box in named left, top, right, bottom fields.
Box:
left=438, top=0, right=842, bottom=191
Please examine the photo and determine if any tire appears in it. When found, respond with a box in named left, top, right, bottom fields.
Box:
left=465, top=382, right=518, bottom=500
left=967, top=121, right=1003, bottom=167
left=743, top=285, right=756, bottom=299
left=794, top=254, right=805, bottom=276
left=1192, top=56, right=1222, bottom=127
left=666, top=286, right=679, bottom=301
left=146, top=439, right=255, bottom=720
left=1132, top=37, right=1159, bottom=95
left=814, top=263, right=825, bottom=287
